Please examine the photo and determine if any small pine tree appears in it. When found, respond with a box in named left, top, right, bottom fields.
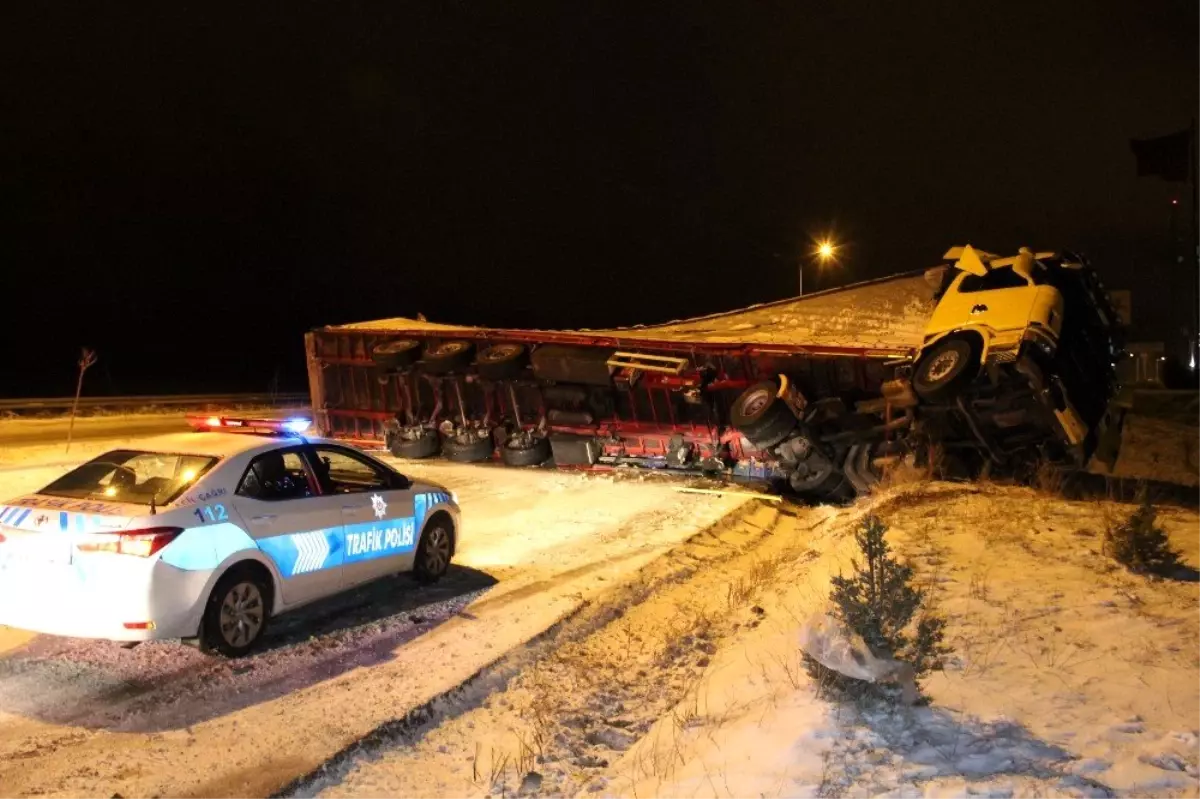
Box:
left=805, top=514, right=950, bottom=699
left=1104, top=491, right=1181, bottom=577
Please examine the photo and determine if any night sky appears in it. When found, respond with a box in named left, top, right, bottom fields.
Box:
left=3, top=2, right=1196, bottom=397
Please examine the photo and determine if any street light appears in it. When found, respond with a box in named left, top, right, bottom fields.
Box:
left=800, top=238, right=839, bottom=295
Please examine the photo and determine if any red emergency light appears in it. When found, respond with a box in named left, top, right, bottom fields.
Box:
left=186, top=415, right=312, bottom=435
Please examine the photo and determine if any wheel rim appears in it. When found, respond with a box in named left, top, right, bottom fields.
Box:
left=482, top=345, right=521, bottom=361
left=218, top=581, right=264, bottom=648
left=432, top=342, right=467, bottom=356
left=741, top=388, right=771, bottom=417
left=379, top=340, right=416, bottom=354
left=925, top=350, right=960, bottom=382
left=422, top=527, right=451, bottom=574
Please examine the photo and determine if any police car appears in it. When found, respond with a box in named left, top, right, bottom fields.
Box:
left=0, top=416, right=460, bottom=657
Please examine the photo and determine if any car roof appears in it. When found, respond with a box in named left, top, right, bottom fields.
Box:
left=110, top=431, right=335, bottom=461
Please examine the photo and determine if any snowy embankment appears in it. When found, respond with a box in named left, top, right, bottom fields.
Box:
left=309, top=482, right=1199, bottom=799
left=613, top=483, right=1200, bottom=799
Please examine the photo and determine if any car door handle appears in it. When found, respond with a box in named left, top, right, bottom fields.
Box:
left=250, top=514, right=277, bottom=523
left=970, top=304, right=988, bottom=314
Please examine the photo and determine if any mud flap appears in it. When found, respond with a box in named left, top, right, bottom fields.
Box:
left=843, top=445, right=871, bottom=497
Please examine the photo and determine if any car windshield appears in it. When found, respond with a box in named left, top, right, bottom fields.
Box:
left=39, top=450, right=219, bottom=507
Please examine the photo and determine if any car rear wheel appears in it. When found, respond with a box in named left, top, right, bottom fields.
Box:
left=199, top=567, right=270, bottom=658
left=413, top=521, right=453, bottom=584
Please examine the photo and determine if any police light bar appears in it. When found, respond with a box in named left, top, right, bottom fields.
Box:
left=186, top=415, right=312, bottom=435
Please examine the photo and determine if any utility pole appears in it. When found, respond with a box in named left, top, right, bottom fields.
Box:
left=1185, top=116, right=1195, bottom=374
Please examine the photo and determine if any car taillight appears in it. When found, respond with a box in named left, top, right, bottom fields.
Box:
left=77, top=527, right=183, bottom=558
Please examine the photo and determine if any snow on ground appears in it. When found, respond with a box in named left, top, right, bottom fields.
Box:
left=294, top=482, right=1199, bottom=799
left=612, top=483, right=1200, bottom=799
left=0, top=433, right=748, bottom=798
left=328, top=272, right=938, bottom=352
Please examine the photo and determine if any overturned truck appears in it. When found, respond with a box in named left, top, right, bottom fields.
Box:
left=304, top=246, right=1124, bottom=501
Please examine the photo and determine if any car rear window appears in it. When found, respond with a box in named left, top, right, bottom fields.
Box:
left=39, top=450, right=219, bottom=507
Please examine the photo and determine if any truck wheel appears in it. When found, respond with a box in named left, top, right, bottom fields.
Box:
left=390, top=433, right=440, bottom=459
left=443, top=433, right=494, bottom=463
left=199, top=566, right=271, bottom=658
left=477, top=344, right=529, bottom=380
left=730, top=382, right=797, bottom=449
left=371, top=339, right=422, bottom=370
left=423, top=341, right=475, bottom=375
left=501, top=435, right=551, bottom=466
left=913, top=338, right=977, bottom=402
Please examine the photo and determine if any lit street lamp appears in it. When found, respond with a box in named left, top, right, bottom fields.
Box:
left=800, top=238, right=838, bottom=295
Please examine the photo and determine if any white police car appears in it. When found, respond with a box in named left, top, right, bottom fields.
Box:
left=0, top=416, right=460, bottom=657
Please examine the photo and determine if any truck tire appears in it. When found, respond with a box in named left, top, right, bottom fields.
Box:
left=730, top=382, right=797, bottom=449
left=477, top=344, right=528, bottom=380
left=913, top=338, right=977, bottom=402
left=443, top=433, right=494, bottom=463
left=501, top=435, right=551, bottom=467
left=372, top=339, right=422, bottom=370
left=390, top=433, right=440, bottom=460
left=423, top=341, right=475, bottom=375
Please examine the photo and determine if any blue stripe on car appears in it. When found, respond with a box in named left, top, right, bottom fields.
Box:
left=160, top=523, right=260, bottom=571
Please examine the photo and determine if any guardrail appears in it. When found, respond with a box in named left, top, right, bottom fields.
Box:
left=0, top=393, right=311, bottom=412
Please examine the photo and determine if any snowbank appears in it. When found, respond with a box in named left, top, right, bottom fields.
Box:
left=611, top=483, right=1200, bottom=798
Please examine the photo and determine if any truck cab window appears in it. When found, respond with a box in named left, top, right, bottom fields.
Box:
left=957, top=269, right=1030, bottom=293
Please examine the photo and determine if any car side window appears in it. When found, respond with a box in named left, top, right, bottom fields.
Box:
left=957, top=269, right=1031, bottom=293
left=311, top=446, right=392, bottom=494
left=237, top=450, right=314, bottom=501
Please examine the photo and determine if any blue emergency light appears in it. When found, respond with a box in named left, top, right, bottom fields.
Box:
left=186, top=415, right=313, bottom=437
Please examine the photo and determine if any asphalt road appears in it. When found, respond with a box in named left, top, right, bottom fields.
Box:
left=0, top=409, right=309, bottom=448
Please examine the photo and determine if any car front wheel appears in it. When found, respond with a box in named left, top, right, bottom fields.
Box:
left=413, top=521, right=453, bottom=584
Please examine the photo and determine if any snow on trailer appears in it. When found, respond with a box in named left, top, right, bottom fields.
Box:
left=304, top=248, right=1123, bottom=502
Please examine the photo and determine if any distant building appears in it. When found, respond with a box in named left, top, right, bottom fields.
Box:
left=1118, top=341, right=1165, bottom=387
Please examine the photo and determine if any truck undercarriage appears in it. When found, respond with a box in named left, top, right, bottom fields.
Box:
left=305, top=254, right=1123, bottom=502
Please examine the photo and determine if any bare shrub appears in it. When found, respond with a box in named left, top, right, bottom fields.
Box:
left=1103, top=489, right=1182, bottom=577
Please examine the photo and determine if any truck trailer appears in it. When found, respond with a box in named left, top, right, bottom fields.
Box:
left=303, top=245, right=1124, bottom=501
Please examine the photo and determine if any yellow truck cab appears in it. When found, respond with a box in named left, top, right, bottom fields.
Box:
left=913, top=244, right=1092, bottom=455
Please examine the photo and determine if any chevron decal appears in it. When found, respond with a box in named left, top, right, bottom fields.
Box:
left=291, top=531, right=331, bottom=575
left=256, top=527, right=342, bottom=579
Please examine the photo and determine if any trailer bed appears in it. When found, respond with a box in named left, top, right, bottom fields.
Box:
left=326, top=270, right=939, bottom=356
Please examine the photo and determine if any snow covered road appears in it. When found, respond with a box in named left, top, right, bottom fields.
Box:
left=0, top=432, right=749, bottom=797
